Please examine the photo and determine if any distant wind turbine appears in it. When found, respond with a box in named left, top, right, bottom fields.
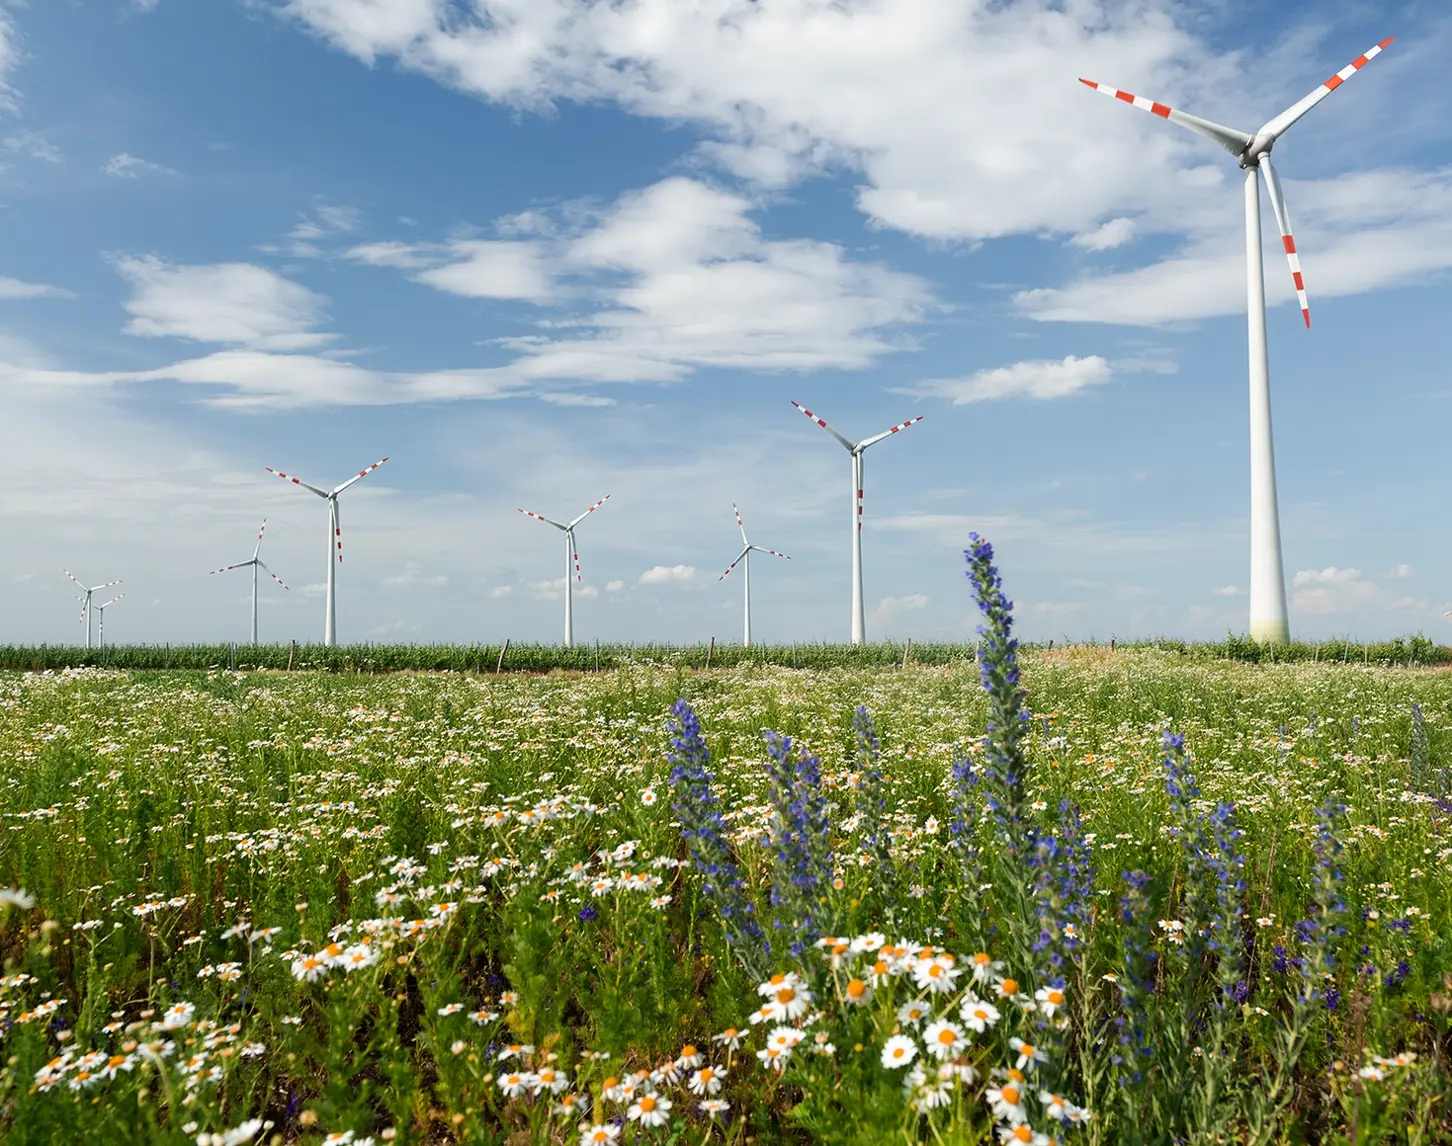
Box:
left=64, top=570, right=121, bottom=650
left=1080, top=37, right=1394, bottom=643
left=719, top=503, right=790, bottom=647
left=209, top=518, right=291, bottom=645
left=517, top=495, right=611, bottom=648
left=790, top=401, right=924, bottom=644
left=93, top=594, right=124, bottom=651
left=266, top=457, right=389, bottom=646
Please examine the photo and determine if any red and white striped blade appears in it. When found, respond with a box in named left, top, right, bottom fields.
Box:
left=568, top=494, right=612, bottom=529
left=99, top=594, right=123, bottom=609
left=257, top=560, right=290, bottom=590
left=518, top=508, right=567, bottom=530
left=76, top=599, right=88, bottom=623
left=332, top=455, right=390, bottom=495
left=63, top=568, right=83, bottom=588
left=208, top=563, right=243, bottom=575
left=719, top=546, right=750, bottom=581
left=572, top=545, right=583, bottom=583
left=790, top=400, right=855, bottom=451
left=858, top=415, right=925, bottom=451
left=91, top=578, right=122, bottom=592
left=266, top=467, right=329, bottom=498
left=1079, top=78, right=1252, bottom=156
left=1258, top=38, right=1394, bottom=140
left=1259, top=159, right=1310, bottom=328
left=732, top=502, right=751, bottom=546
left=253, top=518, right=268, bottom=558
left=758, top=547, right=791, bottom=560
left=334, top=506, right=343, bottom=564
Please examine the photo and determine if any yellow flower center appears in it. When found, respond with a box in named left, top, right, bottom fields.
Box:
left=937, top=1030, right=956, bottom=1045
left=846, top=979, right=868, bottom=999
left=1013, top=1127, right=1033, bottom=1143
left=1001, top=978, right=1019, bottom=995
left=1020, top=1044, right=1036, bottom=1058
left=1048, top=990, right=1065, bottom=1006
left=681, top=1044, right=698, bottom=1058
left=776, top=987, right=796, bottom=1005
left=640, top=1096, right=657, bottom=1112
left=1002, top=1086, right=1020, bottom=1105
left=107, top=1056, right=126, bottom=1069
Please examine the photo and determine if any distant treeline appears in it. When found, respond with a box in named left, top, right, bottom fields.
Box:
left=0, top=635, right=1447, bottom=673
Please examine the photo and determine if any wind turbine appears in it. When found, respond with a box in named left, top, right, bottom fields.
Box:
left=94, top=594, right=123, bottom=651
left=517, top=495, right=611, bottom=647
left=1081, top=37, right=1394, bottom=643
left=209, top=519, right=291, bottom=645
left=64, top=570, right=121, bottom=650
left=719, top=503, right=790, bottom=647
left=790, top=401, right=924, bottom=644
left=266, top=457, right=389, bottom=646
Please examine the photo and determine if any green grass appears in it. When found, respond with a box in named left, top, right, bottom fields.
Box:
left=0, top=651, right=1449, bottom=1143
left=1, top=633, right=1447, bottom=672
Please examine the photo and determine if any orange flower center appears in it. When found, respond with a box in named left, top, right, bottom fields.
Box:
left=846, top=979, right=867, bottom=998
left=1000, top=978, right=1019, bottom=995
left=681, top=1045, right=698, bottom=1058
left=640, top=1096, right=657, bottom=1112
left=1048, top=990, right=1065, bottom=1006
left=1002, top=1086, right=1020, bottom=1105
left=1013, top=1127, right=1033, bottom=1143
left=937, top=1030, right=956, bottom=1045
left=776, top=988, right=796, bottom=1004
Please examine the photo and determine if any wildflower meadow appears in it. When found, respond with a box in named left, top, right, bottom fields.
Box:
left=2, top=537, right=1450, bottom=1144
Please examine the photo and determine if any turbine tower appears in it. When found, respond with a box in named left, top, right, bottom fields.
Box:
left=266, top=457, right=389, bottom=646
left=1081, top=37, right=1394, bottom=643
left=209, top=519, right=291, bottom=645
left=718, top=503, right=790, bottom=647
left=64, top=570, right=121, bottom=650
left=517, top=495, right=611, bottom=648
left=94, top=594, right=123, bottom=651
left=790, top=401, right=924, bottom=644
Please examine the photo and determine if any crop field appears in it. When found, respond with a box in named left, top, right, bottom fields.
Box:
left=2, top=545, right=1451, bottom=1145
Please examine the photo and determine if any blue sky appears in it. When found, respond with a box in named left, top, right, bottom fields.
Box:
left=1, top=0, right=1449, bottom=647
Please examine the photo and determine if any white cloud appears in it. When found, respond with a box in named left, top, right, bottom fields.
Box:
left=1213, top=585, right=1242, bottom=597
left=531, top=578, right=598, bottom=600
left=870, top=593, right=928, bottom=627
left=1069, top=217, right=1136, bottom=251
left=382, top=562, right=449, bottom=588
left=1292, top=566, right=1362, bottom=587
left=113, top=256, right=335, bottom=352
left=0, top=277, right=75, bottom=301
left=4, top=132, right=62, bottom=164
left=270, top=203, right=365, bottom=257
left=1289, top=566, right=1427, bottom=617
left=639, top=564, right=696, bottom=585
left=605, top=580, right=624, bottom=592
left=414, top=241, right=554, bottom=301
left=0, top=11, right=18, bottom=113
left=488, top=585, right=514, bottom=598
left=1033, top=601, right=1084, bottom=615
left=907, top=355, right=1112, bottom=405
left=1383, top=563, right=1413, bottom=580
left=275, top=1, right=1443, bottom=325
left=103, top=153, right=178, bottom=179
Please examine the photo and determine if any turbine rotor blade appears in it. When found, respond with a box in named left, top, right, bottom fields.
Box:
left=332, top=455, right=390, bottom=495
left=1257, top=38, right=1394, bottom=140
left=733, top=502, right=749, bottom=546
left=267, top=467, right=330, bottom=498
left=63, top=569, right=84, bottom=588
left=257, top=561, right=290, bottom=591
left=1259, top=159, right=1311, bottom=328
left=719, top=546, right=750, bottom=581
left=568, top=494, right=612, bottom=529
left=518, top=508, right=568, bottom=531
left=333, top=500, right=343, bottom=564
left=1079, top=78, right=1252, bottom=156
left=99, top=594, right=123, bottom=609
left=92, top=579, right=122, bottom=592
left=253, top=518, right=268, bottom=559
left=858, top=415, right=926, bottom=451
left=754, top=546, right=791, bottom=560
left=790, top=400, right=856, bottom=451
left=208, top=562, right=247, bottom=575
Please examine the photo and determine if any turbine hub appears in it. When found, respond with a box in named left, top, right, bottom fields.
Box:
left=1238, top=134, right=1274, bottom=169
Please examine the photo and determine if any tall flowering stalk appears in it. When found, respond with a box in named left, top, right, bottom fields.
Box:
left=964, top=534, right=1038, bottom=981
left=948, top=755, right=984, bottom=900
left=763, top=731, right=833, bottom=957
left=851, top=706, right=899, bottom=917
left=665, top=700, right=767, bottom=975
left=1248, top=802, right=1351, bottom=1144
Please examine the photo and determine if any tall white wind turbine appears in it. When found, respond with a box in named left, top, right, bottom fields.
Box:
left=790, top=401, right=924, bottom=644
left=1081, top=37, right=1394, bottom=643
left=209, top=519, right=291, bottom=645
left=64, top=570, right=121, bottom=650
left=718, top=503, right=791, bottom=647
left=266, top=457, right=389, bottom=647
left=93, top=594, right=124, bottom=651
left=517, top=495, right=611, bottom=648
